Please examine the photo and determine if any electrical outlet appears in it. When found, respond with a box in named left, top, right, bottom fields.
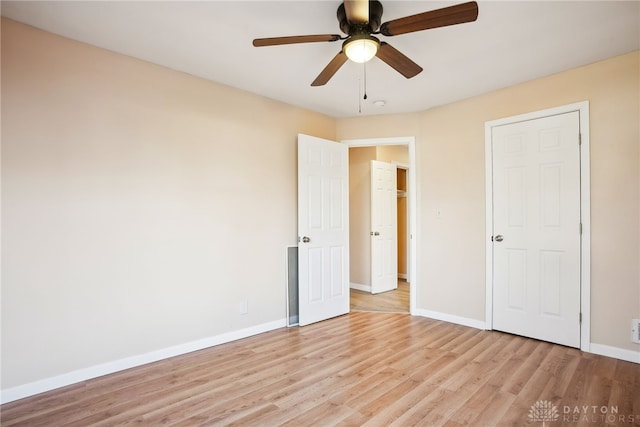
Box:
left=632, top=319, right=640, bottom=344
left=240, top=300, right=248, bottom=315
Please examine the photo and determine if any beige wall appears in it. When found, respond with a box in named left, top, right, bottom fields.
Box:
left=348, top=147, right=377, bottom=286
left=376, top=145, right=409, bottom=164
left=338, top=51, right=640, bottom=353
left=1, top=19, right=335, bottom=389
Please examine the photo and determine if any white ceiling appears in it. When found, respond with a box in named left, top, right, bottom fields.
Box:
left=2, top=1, right=639, bottom=118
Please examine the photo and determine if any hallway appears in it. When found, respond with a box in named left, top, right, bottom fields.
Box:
left=350, top=280, right=409, bottom=313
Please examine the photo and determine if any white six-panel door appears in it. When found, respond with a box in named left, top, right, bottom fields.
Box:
left=492, top=111, right=581, bottom=348
left=370, top=160, right=398, bottom=294
left=298, top=134, right=349, bottom=326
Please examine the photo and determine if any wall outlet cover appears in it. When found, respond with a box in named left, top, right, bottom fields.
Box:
left=240, top=300, right=249, bottom=315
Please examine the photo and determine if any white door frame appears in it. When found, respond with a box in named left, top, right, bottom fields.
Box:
left=342, top=136, right=417, bottom=315
left=484, top=101, right=591, bottom=352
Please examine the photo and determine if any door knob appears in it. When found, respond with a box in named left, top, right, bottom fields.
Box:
left=301, top=236, right=311, bottom=243
left=494, top=235, right=504, bottom=242
left=370, top=231, right=380, bottom=236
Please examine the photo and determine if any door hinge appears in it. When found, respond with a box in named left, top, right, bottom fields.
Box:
left=579, top=223, right=582, bottom=235
left=578, top=133, right=582, bottom=146
left=579, top=312, right=582, bottom=324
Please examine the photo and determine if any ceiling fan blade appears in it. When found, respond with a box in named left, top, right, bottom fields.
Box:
left=253, top=34, right=341, bottom=47
left=344, top=0, right=369, bottom=24
left=380, top=1, right=478, bottom=36
left=311, top=51, right=348, bottom=86
left=376, top=42, right=423, bottom=79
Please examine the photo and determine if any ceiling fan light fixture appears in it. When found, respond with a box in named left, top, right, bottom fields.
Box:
left=343, top=35, right=379, bottom=63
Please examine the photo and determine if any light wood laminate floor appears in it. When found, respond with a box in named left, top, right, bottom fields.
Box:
left=350, top=280, right=409, bottom=313
left=2, top=312, right=639, bottom=426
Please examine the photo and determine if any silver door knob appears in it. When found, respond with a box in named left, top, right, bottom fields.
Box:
left=301, top=236, right=311, bottom=243
left=494, top=235, right=504, bottom=242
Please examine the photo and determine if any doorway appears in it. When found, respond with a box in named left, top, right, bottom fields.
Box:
left=343, top=137, right=417, bottom=315
left=484, top=102, right=591, bottom=351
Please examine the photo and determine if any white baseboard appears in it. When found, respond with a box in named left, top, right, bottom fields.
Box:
left=398, top=274, right=408, bottom=280
left=350, top=282, right=371, bottom=292
left=589, top=343, right=640, bottom=364
left=1, top=318, right=287, bottom=404
left=411, top=310, right=639, bottom=364
left=414, top=308, right=486, bottom=330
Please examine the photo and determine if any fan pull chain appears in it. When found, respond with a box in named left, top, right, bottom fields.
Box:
left=358, top=61, right=369, bottom=114
left=363, top=61, right=368, bottom=100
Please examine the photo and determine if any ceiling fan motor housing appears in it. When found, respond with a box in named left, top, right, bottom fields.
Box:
left=337, top=0, right=383, bottom=35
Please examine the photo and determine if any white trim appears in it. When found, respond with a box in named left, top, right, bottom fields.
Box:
left=344, top=136, right=416, bottom=147
left=342, top=136, right=418, bottom=315
left=414, top=308, right=486, bottom=330
left=589, top=343, right=640, bottom=364
left=484, top=123, right=495, bottom=331
left=577, top=104, right=591, bottom=353
left=0, top=319, right=286, bottom=404
left=350, top=282, right=372, bottom=292
left=484, top=101, right=591, bottom=352
left=398, top=273, right=408, bottom=280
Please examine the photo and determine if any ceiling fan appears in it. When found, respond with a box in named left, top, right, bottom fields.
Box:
left=253, top=0, right=479, bottom=86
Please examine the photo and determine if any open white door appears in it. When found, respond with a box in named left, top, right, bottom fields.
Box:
left=298, top=134, right=349, bottom=326
left=491, top=111, right=581, bottom=348
left=370, top=160, right=398, bottom=294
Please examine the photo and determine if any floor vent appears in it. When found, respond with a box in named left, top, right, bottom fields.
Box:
left=287, top=246, right=299, bottom=326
